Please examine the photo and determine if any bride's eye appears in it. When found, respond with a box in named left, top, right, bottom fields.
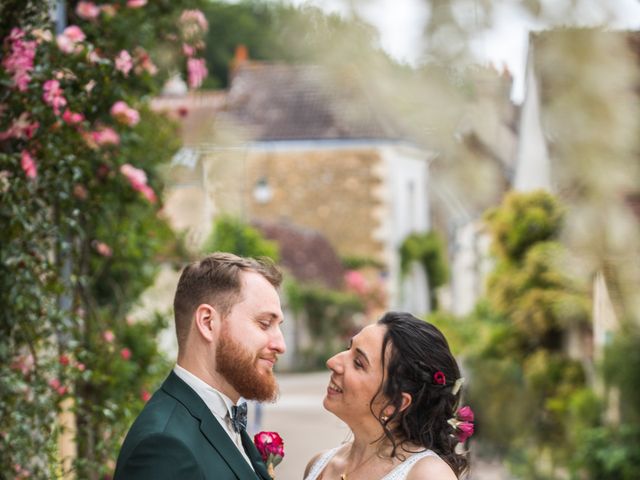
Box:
left=354, top=359, right=364, bottom=369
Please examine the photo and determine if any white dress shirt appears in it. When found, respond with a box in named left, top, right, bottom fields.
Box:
left=173, top=364, right=254, bottom=470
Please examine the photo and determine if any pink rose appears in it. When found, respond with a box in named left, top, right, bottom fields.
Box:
left=127, top=0, right=147, bottom=7
left=133, top=47, right=157, bottom=76
left=56, top=26, right=85, bottom=54
left=48, top=378, right=61, bottom=390
left=91, top=127, right=120, bottom=146
left=87, top=50, right=102, bottom=64
left=102, top=330, right=115, bottom=343
left=345, top=270, right=367, bottom=295
left=59, top=354, right=70, bottom=366
left=63, top=26, right=85, bottom=43
left=187, top=57, right=207, bottom=89
left=115, top=50, right=133, bottom=76
left=10, top=354, right=34, bottom=376
left=0, top=113, right=39, bottom=141
left=254, top=431, right=284, bottom=477
left=180, top=9, right=208, bottom=35
left=110, top=101, right=140, bottom=126
left=182, top=43, right=195, bottom=57
left=120, top=348, right=132, bottom=360
left=457, top=421, right=474, bottom=443
left=42, top=79, right=67, bottom=115
left=76, top=363, right=86, bottom=372
left=62, top=109, right=84, bottom=125
left=120, top=163, right=156, bottom=203
left=76, top=1, right=100, bottom=20
left=21, top=150, right=37, bottom=179
left=2, top=28, right=36, bottom=91
left=457, top=406, right=474, bottom=422
left=141, top=390, right=152, bottom=402
left=94, top=241, right=112, bottom=257
left=120, top=163, right=147, bottom=186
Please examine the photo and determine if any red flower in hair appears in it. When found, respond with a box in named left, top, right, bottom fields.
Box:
left=433, top=371, right=446, bottom=385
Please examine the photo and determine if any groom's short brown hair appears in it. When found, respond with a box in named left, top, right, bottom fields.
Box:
left=173, top=252, right=282, bottom=351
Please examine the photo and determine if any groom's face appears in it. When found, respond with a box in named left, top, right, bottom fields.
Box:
left=215, top=271, right=285, bottom=402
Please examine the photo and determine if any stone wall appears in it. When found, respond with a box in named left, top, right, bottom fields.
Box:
left=202, top=146, right=386, bottom=260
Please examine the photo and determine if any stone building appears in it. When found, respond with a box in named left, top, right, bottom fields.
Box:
left=154, top=60, right=435, bottom=314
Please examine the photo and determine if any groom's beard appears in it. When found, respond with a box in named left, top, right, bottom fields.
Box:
left=216, top=326, right=278, bottom=402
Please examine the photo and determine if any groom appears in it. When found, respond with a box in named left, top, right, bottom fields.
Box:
left=115, top=252, right=286, bottom=479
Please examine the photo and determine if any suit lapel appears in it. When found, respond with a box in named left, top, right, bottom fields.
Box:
left=161, top=372, right=260, bottom=480
left=241, top=430, right=272, bottom=480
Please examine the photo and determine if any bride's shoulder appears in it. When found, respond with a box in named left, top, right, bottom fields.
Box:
left=304, top=444, right=348, bottom=478
left=303, top=451, right=325, bottom=478
left=405, top=453, right=457, bottom=480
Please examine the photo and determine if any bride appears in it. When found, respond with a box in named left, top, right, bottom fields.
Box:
left=304, top=312, right=470, bottom=480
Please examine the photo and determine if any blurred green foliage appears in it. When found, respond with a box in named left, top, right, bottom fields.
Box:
left=399, top=231, right=449, bottom=309
left=433, top=191, right=598, bottom=477
left=286, top=281, right=363, bottom=370
left=202, top=215, right=280, bottom=261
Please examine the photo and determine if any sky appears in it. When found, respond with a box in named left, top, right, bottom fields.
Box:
left=284, top=0, right=640, bottom=103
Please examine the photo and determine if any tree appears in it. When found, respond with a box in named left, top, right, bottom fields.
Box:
left=201, top=0, right=378, bottom=88
left=452, top=191, right=595, bottom=477
left=202, top=215, right=279, bottom=261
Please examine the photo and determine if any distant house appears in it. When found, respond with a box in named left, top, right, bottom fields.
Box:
left=154, top=58, right=435, bottom=315
left=433, top=66, right=518, bottom=315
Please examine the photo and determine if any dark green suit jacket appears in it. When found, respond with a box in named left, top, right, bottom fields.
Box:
left=114, top=371, right=271, bottom=480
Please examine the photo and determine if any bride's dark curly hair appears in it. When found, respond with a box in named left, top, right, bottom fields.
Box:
left=372, top=312, right=469, bottom=478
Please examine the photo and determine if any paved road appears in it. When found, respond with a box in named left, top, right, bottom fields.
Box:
left=250, top=372, right=512, bottom=480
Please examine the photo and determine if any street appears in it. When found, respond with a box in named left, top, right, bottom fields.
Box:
left=254, top=372, right=512, bottom=480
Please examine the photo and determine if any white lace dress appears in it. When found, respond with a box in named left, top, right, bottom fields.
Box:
left=304, top=445, right=440, bottom=480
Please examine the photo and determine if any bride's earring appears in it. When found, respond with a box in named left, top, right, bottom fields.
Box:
left=380, top=415, right=388, bottom=422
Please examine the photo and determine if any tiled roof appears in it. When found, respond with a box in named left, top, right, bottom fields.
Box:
left=220, top=62, right=402, bottom=141
left=251, top=219, right=345, bottom=290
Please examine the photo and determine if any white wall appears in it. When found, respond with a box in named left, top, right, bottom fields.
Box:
left=376, top=144, right=434, bottom=314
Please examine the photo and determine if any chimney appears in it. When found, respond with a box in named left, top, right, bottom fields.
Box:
left=229, top=44, right=249, bottom=84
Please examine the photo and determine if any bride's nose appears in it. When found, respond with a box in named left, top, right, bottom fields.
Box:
left=326, top=351, right=344, bottom=374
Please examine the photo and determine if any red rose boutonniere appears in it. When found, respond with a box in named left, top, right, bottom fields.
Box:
left=254, top=431, right=284, bottom=479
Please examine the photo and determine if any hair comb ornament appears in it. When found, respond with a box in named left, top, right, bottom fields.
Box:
left=451, top=377, right=465, bottom=395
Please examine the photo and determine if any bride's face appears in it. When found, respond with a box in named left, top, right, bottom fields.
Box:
left=323, top=324, right=388, bottom=427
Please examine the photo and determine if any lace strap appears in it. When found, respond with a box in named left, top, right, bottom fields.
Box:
left=304, top=446, right=343, bottom=480
left=381, top=450, right=440, bottom=480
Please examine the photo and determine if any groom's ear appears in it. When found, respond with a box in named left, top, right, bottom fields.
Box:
left=193, top=303, right=220, bottom=343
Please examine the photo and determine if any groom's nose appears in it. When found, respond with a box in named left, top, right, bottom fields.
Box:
left=268, top=324, right=286, bottom=354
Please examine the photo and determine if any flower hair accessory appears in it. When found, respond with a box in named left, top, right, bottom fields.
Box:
left=451, top=377, right=465, bottom=395
left=433, top=370, right=446, bottom=385
left=254, top=431, right=284, bottom=479
left=447, top=405, right=474, bottom=443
